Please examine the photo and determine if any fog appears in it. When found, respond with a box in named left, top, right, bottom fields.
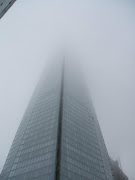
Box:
left=0, top=0, right=135, bottom=179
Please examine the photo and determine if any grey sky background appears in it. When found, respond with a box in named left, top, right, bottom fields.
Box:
left=0, top=0, right=135, bottom=179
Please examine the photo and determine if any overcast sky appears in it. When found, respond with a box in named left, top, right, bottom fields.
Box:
left=0, top=0, right=135, bottom=179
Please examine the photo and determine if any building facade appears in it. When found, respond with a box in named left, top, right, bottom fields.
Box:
left=0, top=0, right=16, bottom=19
left=0, top=60, right=113, bottom=180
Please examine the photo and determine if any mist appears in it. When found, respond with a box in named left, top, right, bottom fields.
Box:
left=0, top=0, right=135, bottom=179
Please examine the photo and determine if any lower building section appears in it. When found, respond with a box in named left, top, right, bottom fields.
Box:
left=59, top=96, right=113, bottom=180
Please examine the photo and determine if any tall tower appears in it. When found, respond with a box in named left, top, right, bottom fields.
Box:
left=0, top=59, right=113, bottom=180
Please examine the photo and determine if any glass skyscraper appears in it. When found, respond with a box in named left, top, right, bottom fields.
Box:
left=0, top=60, right=113, bottom=180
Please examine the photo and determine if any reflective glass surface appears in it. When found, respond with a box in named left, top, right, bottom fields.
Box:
left=1, top=63, right=62, bottom=180
left=59, top=63, right=113, bottom=180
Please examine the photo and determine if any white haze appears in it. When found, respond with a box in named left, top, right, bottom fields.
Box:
left=0, top=0, right=135, bottom=179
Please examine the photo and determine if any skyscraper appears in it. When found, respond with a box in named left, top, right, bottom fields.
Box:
left=0, top=59, right=113, bottom=180
left=0, top=0, right=16, bottom=19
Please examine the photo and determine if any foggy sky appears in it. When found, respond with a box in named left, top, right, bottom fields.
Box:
left=0, top=0, right=135, bottom=179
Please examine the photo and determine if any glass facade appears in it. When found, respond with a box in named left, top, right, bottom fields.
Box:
left=0, top=63, right=62, bottom=180
left=1, top=60, right=113, bottom=180
left=59, top=63, right=113, bottom=180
